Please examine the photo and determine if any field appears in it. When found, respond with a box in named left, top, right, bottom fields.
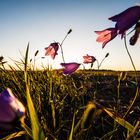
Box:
left=0, top=69, right=140, bottom=140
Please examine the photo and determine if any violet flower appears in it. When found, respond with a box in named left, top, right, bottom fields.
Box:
left=129, top=22, right=140, bottom=45
left=0, top=88, right=25, bottom=124
left=45, top=42, right=59, bottom=59
left=83, top=54, right=96, bottom=64
left=60, top=62, right=81, bottom=75
left=95, top=28, right=117, bottom=48
left=109, top=6, right=140, bottom=37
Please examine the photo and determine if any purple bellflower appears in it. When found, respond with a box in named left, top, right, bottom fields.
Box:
left=0, top=88, right=25, bottom=124
left=60, top=62, right=81, bottom=75
left=129, top=22, right=140, bottom=45
left=109, top=6, right=140, bottom=37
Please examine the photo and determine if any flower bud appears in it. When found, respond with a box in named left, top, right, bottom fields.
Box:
left=0, top=88, right=25, bottom=123
left=105, top=53, right=109, bottom=58
left=67, top=29, right=72, bottom=34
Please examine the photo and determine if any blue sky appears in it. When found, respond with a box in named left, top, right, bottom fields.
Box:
left=0, top=0, right=140, bottom=70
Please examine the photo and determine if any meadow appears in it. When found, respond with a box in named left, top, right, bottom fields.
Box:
left=1, top=5, right=140, bottom=140
left=0, top=66, right=140, bottom=140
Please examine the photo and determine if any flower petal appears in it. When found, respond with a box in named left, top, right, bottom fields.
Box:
left=0, top=88, right=25, bottom=123
left=83, top=55, right=96, bottom=64
left=61, top=62, right=80, bottom=74
left=95, top=28, right=117, bottom=48
left=45, top=43, right=59, bottom=59
left=129, top=22, right=140, bottom=45
left=109, top=6, right=140, bottom=35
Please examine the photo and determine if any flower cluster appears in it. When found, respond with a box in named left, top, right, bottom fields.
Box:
left=45, top=5, right=140, bottom=74
left=95, top=5, right=140, bottom=48
left=45, top=29, right=98, bottom=74
left=1, top=4, right=139, bottom=135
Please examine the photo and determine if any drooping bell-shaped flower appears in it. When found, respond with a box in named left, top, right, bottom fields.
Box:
left=60, top=62, right=81, bottom=75
left=109, top=6, right=140, bottom=37
left=45, top=42, right=59, bottom=59
left=0, top=88, right=25, bottom=124
left=95, top=28, right=117, bottom=48
left=83, top=54, right=96, bottom=64
left=129, top=22, right=140, bottom=45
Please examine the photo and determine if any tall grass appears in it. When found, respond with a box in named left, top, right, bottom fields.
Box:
left=0, top=62, right=140, bottom=140
left=0, top=33, right=140, bottom=140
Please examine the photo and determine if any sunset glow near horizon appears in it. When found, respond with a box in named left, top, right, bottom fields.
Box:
left=0, top=0, right=140, bottom=71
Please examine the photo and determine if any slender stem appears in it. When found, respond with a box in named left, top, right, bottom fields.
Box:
left=98, top=57, right=106, bottom=69
left=59, top=33, right=69, bottom=63
left=96, top=59, right=100, bottom=70
left=33, top=56, right=35, bottom=71
left=60, top=33, right=69, bottom=47
left=81, top=63, right=85, bottom=70
left=124, top=35, right=138, bottom=83
left=94, top=59, right=104, bottom=97
left=93, top=60, right=100, bottom=100
left=116, top=76, right=121, bottom=114
left=123, top=35, right=139, bottom=118
left=59, top=44, right=65, bottom=63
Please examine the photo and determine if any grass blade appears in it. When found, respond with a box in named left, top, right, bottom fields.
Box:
left=69, top=111, right=77, bottom=140
left=24, top=44, right=45, bottom=140
left=26, top=84, right=45, bottom=140
left=126, top=121, right=140, bottom=140
left=0, top=131, right=26, bottom=140
left=103, top=108, right=134, bottom=132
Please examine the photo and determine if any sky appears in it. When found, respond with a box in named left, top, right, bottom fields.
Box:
left=0, top=0, right=140, bottom=70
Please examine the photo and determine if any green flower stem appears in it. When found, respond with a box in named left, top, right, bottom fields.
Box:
left=94, top=57, right=108, bottom=100
left=98, top=57, right=106, bottom=69
left=59, top=35, right=68, bottom=63
left=124, top=36, right=138, bottom=83
left=59, top=29, right=72, bottom=63
left=123, top=35, right=139, bottom=118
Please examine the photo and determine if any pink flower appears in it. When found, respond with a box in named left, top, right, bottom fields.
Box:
left=45, top=43, right=59, bottom=59
left=95, top=28, right=117, bottom=48
left=83, top=54, right=96, bottom=64
left=60, top=62, right=81, bottom=74
left=0, top=88, right=25, bottom=123
left=109, top=6, right=140, bottom=37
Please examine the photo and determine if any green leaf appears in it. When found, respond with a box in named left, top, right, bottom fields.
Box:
left=0, top=131, right=26, bottom=140
left=26, top=84, right=45, bottom=140
left=24, top=43, right=45, bottom=140
left=69, top=111, right=76, bottom=140
left=103, top=108, right=134, bottom=132
left=25, top=42, right=29, bottom=73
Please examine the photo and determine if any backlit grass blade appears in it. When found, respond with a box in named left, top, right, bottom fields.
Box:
left=24, top=44, right=45, bottom=140
left=49, top=77, right=56, bottom=129
left=69, top=111, right=77, bottom=140
left=100, top=129, right=117, bottom=140
left=94, top=101, right=135, bottom=132
left=80, top=102, right=96, bottom=129
left=21, top=118, right=32, bottom=138
left=74, top=102, right=99, bottom=134
left=0, top=131, right=26, bottom=140
left=26, top=84, right=45, bottom=140
left=24, top=42, right=29, bottom=73
left=103, top=108, right=134, bottom=132
left=50, top=101, right=56, bottom=129
left=126, top=121, right=140, bottom=140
